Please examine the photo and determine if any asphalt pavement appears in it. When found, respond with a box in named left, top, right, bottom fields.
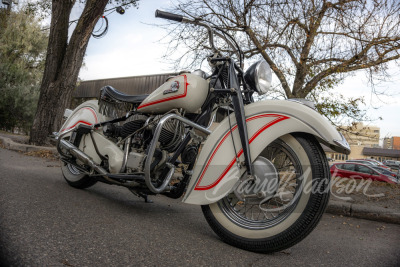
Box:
left=2, top=132, right=400, bottom=225
left=1, top=147, right=400, bottom=266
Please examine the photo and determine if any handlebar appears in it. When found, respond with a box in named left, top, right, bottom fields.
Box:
left=155, top=9, right=243, bottom=65
left=155, top=10, right=184, bottom=23
left=155, top=9, right=218, bottom=52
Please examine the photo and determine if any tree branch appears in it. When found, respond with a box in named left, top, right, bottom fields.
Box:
left=292, top=1, right=329, bottom=96
left=245, top=27, right=293, bottom=98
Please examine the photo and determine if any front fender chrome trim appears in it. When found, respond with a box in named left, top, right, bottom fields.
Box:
left=286, top=98, right=316, bottom=110
left=332, top=132, right=351, bottom=155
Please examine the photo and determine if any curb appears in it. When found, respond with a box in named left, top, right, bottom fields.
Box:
left=1, top=134, right=399, bottom=225
left=0, top=135, right=57, bottom=154
left=326, top=200, right=400, bottom=225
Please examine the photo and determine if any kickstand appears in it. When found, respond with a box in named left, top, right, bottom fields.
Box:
left=129, top=189, right=153, bottom=203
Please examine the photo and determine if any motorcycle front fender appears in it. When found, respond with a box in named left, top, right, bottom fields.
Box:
left=183, top=99, right=350, bottom=205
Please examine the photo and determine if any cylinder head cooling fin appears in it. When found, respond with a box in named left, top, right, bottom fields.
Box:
left=157, top=119, right=185, bottom=152
left=119, top=120, right=146, bottom=138
left=103, top=114, right=148, bottom=138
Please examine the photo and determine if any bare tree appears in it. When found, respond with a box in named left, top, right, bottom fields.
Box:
left=160, top=0, right=400, bottom=123
left=29, top=0, right=138, bottom=145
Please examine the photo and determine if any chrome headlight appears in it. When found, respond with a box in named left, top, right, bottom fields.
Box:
left=244, top=60, right=272, bottom=95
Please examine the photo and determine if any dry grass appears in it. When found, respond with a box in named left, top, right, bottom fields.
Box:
left=330, top=177, right=400, bottom=209
left=23, top=150, right=58, bottom=160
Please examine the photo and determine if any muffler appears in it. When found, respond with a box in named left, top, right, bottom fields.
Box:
left=58, top=139, right=144, bottom=185
left=59, top=139, right=108, bottom=176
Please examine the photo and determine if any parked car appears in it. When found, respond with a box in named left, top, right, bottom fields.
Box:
left=346, top=159, right=379, bottom=167
left=371, top=166, right=399, bottom=180
left=346, top=159, right=389, bottom=170
left=382, top=160, right=400, bottom=170
left=330, top=162, right=398, bottom=184
left=361, top=159, right=390, bottom=169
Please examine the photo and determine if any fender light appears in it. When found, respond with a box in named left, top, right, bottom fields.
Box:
left=63, top=109, right=73, bottom=120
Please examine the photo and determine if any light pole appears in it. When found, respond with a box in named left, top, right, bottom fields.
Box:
left=2, top=0, right=12, bottom=12
left=0, top=1, right=10, bottom=31
left=0, top=0, right=15, bottom=29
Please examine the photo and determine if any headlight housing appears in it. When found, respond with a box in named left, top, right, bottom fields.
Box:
left=244, top=60, right=272, bottom=95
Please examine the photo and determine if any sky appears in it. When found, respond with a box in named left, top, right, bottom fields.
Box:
left=48, top=0, right=400, bottom=140
left=75, top=0, right=174, bottom=79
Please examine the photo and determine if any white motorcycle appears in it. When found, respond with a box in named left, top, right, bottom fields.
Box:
left=55, top=10, right=350, bottom=253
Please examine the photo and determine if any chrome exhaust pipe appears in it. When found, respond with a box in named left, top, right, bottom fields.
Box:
left=59, top=138, right=143, bottom=187
left=59, top=139, right=108, bottom=176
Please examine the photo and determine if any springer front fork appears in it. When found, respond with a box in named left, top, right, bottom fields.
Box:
left=228, top=59, right=254, bottom=176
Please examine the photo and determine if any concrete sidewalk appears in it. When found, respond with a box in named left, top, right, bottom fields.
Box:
left=326, top=200, right=399, bottom=225
left=1, top=132, right=399, bottom=225
left=0, top=135, right=56, bottom=153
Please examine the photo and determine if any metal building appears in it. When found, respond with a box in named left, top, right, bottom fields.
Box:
left=73, top=73, right=177, bottom=99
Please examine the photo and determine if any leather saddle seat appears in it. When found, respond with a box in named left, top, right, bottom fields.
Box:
left=99, top=85, right=148, bottom=105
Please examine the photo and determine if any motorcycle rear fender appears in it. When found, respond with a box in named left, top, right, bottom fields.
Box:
left=183, top=99, right=350, bottom=205
left=58, top=100, right=124, bottom=173
left=59, top=100, right=106, bottom=133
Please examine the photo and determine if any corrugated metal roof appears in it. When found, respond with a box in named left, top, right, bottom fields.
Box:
left=362, top=147, right=400, bottom=157
left=74, top=73, right=178, bottom=98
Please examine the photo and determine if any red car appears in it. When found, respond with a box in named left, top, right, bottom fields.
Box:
left=330, top=162, right=398, bottom=184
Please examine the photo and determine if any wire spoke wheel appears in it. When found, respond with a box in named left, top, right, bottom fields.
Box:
left=60, top=136, right=97, bottom=189
left=66, top=163, right=83, bottom=176
left=201, top=133, right=330, bottom=253
left=219, top=139, right=303, bottom=229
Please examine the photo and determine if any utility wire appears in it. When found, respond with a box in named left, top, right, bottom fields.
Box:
left=92, top=16, right=108, bottom=39
left=40, top=2, right=135, bottom=32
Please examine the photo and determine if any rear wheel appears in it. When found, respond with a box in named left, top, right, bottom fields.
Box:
left=61, top=162, right=97, bottom=189
left=202, top=133, right=330, bottom=253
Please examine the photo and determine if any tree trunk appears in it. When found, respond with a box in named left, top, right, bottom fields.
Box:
left=30, top=0, right=108, bottom=145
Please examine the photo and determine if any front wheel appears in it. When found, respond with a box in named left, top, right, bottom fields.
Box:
left=202, top=133, right=330, bottom=253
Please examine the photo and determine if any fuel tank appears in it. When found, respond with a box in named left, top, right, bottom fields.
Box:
left=137, top=73, right=209, bottom=114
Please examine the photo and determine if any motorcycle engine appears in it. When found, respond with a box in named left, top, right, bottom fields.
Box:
left=156, top=116, right=185, bottom=152
left=103, top=114, right=184, bottom=153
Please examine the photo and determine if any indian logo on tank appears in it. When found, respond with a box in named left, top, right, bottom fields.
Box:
left=163, top=81, right=179, bottom=95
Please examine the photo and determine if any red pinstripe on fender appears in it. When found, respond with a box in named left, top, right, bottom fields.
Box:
left=60, top=107, right=98, bottom=132
left=194, top=114, right=289, bottom=191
